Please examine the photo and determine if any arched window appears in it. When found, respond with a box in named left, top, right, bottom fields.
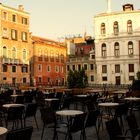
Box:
left=113, top=21, right=119, bottom=35
left=12, top=47, right=16, bottom=59
left=114, top=42, right=120, bottom=56
left=127, top=20, right=133, bottom=33
left=3, top=46, right=7, bottom=58
left=101, top=43, right=106, bottom=57
left=23, top=49, right=26, bottom=60
left=101, top=23, right=106, bottom=35
left=128, top=41, right=133, bottom=55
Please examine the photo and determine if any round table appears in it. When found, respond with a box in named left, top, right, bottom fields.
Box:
left=56, top=110, right=83, bottom=116
left=3, top=103, right=25, bottom=108
left=0, top=127, right=8, bottom=140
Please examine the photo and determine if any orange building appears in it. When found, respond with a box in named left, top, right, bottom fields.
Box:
left=31, top=36, right=67, bottom=87
left=0, top=4, right=31, bottom=85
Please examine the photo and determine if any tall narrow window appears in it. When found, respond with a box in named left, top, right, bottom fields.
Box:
left=3, top=46, right=7, bottom=58
left=102, top=65, right=107, bottom=73
left=22, top=17, right=28, bottom=25
left=44, top=49, right=48, bottom=61
left=101, top=43, right=106, bottom=57
left=3, top=11, right=7, bottom=20
left=3, top=28, right=8, bottom=38
left=23, top=49, right=26, bottom=61
left=12, top=47, right=16, bottom=59
left=115, top=64, right=120, bottom=73
left=114, top=42, right=120, bottom=56
left=114, top=21, right=119, bottom=35
left=12, top=14, right=16, bottom=22
left=101, top=23, right=106, bottom=35
left=38, top=49, right=42, bottom=61
left=21, top=32, right=27, bottom=42
left=128, top=41, right=133, bottom=55
left=129, top=64, right=134, bottom=72
left=11, top=29, right=17, bottom=40
left=127, top=20, right=132, bottom=34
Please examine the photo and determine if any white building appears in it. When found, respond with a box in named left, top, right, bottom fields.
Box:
left=94, top=2, right=140, bottom=85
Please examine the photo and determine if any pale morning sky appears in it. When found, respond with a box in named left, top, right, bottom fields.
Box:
left=1, top=0, right=139, bottom=41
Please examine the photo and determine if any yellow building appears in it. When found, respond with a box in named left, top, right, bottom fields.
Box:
left=0, top=4, right=31, bottom=85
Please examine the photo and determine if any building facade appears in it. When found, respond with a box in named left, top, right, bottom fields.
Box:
left=66, top=36, right=96, bottom=85
left=0, top=4, right=31, bottom=85
left=94, top=3, right=140, bottom=85
left=31, top=36, right=67, bottom=87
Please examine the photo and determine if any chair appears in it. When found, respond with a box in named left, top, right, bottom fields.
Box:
left=48, top=92, right=55, bottom=98
left=50, top=99, right=61, bottom=111
left=114, top=102, right=129, bottom=131
left=85, top=110, right=100, bottom=140
left=15, top=96, right=24, bottom=104
left=126, top=114, right=140, bottom=140
left=40, top=107, right=56, bottom=140
left=55, top=92, right=63, bottom=100
left=6, top=126, right=33, bottom=140
left=24, top=103, right=38, bottom=129
left=60, top=97, right=72, bottom=110
left=106, top=118, right=133, bottom=140
left=55, top=113, right=87, bottom=140
left=5, top=106, right=25, bottom=129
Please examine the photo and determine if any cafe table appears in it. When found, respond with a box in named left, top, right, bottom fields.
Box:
left=56, top=110, right=84, bottom=140
left=0, top=127, right=8, bottom=140
left=98, top=102, right=119, bottom=118
left=3, top=103, right=25, bottom=109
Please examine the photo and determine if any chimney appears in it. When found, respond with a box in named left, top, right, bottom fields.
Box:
left=18, top=5, right=24, bottom=11
left=107, top=0, right=112, bottom=13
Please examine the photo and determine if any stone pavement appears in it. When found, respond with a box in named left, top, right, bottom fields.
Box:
left=28, top=105, right=140, bottom=140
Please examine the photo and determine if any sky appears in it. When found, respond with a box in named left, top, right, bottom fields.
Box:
left=1, top=0, right=139, bottom=41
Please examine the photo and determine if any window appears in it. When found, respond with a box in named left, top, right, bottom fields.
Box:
left=61, top=54, right=64, bottom=62
left=115, top=64, right=120, bottom=73
left=22, top=66, right=28, bottom=73
left=21, top=32, right=27, bottom=42
left=38, top=77, right=42, bottom=83
left=12, top=14, right=16, bottom=22
left=90, top=64, right=94, bottom=70
left=23, top=78, right=26, bottom=83
left=2, top=65, right=7, bottom=72
left=44, top=50, right=48, bottom=61
left=12, top=47, right=16, bottom=59
left=114, top=42, right=120, bottom=56
left=23, top=49, right=26, bottom=61
left=102, top=65, right=107, bottom=73
left=56, top=66, right=59, bottom=72
left=12, top=66, right=16, bottom=72
left=72, top=65, right=75, bottom=71
left=56, top=52, right=59, bottom=61
left=113, top=21, right=119, bottom=35
left=67, top=65, right=70, bottom=71
left=3, top=28, right=8, bottom=38
left=3, top=77, right=7, bottom=81
left=78, top=64, right=81, bottom=71
left=101, top=43, right=106, bottom=57
left=38, top=64, right=42, bottom=71
left=128, top=41, right=133, bottom=55
left=50, top=50, right=54, bottom=61
left=3, top=11, right=7, bottom=20
left=129, top=64, right=134, bottom=72
left=22, top=17, right=27, bottom=25
left=91, top=75, right=94, bottom=81
left=101, top=23, right=106, bottom=35
left=38, top=49, right=42, bottom=61
left=102, top=77, right=107, bottom=81
left=11, top=29, right=17, bottom=40
left=47, top=77, right=50, bottom=82
left=91, top=54, right=95, bottom=59
left=3, top=46, right=7, bottom=58
left=127, top=20, right=133, bottom=34
left=84, top=64, right=87, bottom=70
left=47, top=65, right=50, bottom=72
